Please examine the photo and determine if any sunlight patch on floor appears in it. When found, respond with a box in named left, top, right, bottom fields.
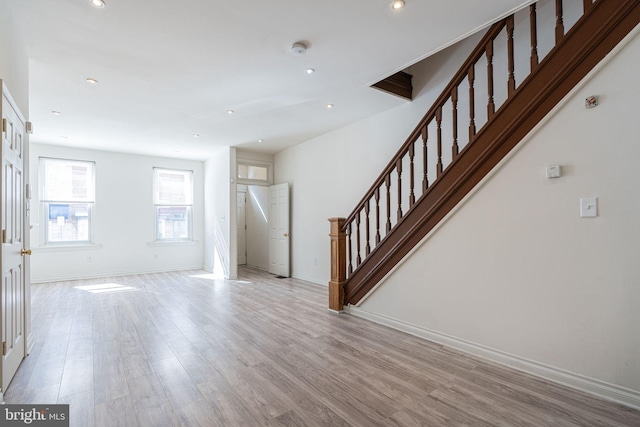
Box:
left=74, top=283, right=138, bottom=294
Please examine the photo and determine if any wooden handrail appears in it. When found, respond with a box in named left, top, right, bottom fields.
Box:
left=332, top=0, right=640, bottom=307
left=342, top=19, right=507, bottom=229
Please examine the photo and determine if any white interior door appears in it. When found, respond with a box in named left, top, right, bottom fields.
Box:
left=268, top=183, right=290, bottom=277
left=1, top=86, right=27, bottom=392
left=237, top=191, right=247, bottom=265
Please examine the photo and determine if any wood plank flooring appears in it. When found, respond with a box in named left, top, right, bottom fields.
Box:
left=4, top=267, right=640, bottom=426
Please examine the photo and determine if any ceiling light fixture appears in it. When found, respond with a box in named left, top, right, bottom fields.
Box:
left=192, top=134, right=200, bottom=138
left=60, top=136, right=68, bottom=139
left=86, top=78, right=99, bottom=84
left=51, top=111, right=62, bottom=115
left=327, top=104, right=334, bottom=109
left=258, top=139, right=264, bottom=143
left=305, top=68, right=315, bottom=74
left=90, top=0, right=106, bottom=8
left=226, top=110, right=235, bottom=115
left=391, top=0, right=405, bottom=10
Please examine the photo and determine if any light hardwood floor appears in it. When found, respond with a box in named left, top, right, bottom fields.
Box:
left=4, top=267, right=640, bottom=426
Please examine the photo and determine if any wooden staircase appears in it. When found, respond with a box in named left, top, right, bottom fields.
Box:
left=329, top=0, right=640, bottom=310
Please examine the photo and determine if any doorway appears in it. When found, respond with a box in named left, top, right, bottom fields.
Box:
left=236, top=185, right=269, bottom=270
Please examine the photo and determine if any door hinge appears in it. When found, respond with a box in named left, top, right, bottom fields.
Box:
left=1, top=229, right=5, bottom=244
left=25, top=121, right=33, bottom=134
left=2, top=342, right=6, bottom=356
left=2, top=118, right=6, bottom=133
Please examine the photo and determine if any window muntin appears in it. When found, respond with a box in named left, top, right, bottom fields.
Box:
left=40, top=158, right=95, bottom=244
left=154, top=168, right=193, bottom=241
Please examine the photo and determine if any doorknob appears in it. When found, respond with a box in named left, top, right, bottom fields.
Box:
left=21, top=249, right=31, bottom=256
left=283, top=233, right=290, bottom=237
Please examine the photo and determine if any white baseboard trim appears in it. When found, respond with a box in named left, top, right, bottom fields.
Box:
left=31, top=265, right=205, bottom=284
left=290, top=274, right=326, bottom=286
left=26, top=333, right=35, bottom=356
left=348, top=305, right=640, bottom=411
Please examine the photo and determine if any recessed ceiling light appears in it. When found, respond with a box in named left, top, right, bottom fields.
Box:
left=258, top=139, right=264, bottom=143
left=51, top=110, right=62, bottom=115
left=226, top=110, right=235, bottom=115
left=60, top=136, right=68, bottom=139
left=192, top=134, right=200, bottom=138
left=86, top=78, right=99, bottom=84
left=305, top=68, right=315, bottom=74
left=90, top=0, right=106, bottom=8
left=327, top=104, right=334, bottom=109
left=391, top=0, right=405, bottom=10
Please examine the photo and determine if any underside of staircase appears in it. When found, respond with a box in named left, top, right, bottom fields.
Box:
left=329, top=0, right=640, bottom=310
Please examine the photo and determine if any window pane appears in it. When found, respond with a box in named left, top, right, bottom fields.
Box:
left=155, top=169, right=192, bottom=204
left=156, top=206, right=190, bottom=240
left=47, top=203, right=91, bottom=242
left=43, top=159, right=94, bottom=202
left=238, top=164, right=268, bottom=181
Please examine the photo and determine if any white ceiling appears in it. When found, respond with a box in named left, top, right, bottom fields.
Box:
left=6, top=0, right=530, bottom=160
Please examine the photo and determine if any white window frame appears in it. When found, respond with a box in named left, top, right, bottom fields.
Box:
left=153, top=167, right=193, bottom=242
left=236, top=159, right=273, bottom=186
left=39, top=157, right=96, bottom=246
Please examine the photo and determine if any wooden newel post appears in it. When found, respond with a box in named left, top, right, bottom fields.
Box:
left=328, top=217, right=346, bottom=312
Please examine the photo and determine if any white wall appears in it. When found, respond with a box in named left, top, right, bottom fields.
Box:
left=204, top=147, right=237, bottom=278
left=274, top=33, right=482, bottom=284
left=358, top=28, right=640, bottom=405
left=30, top=144, right=204, bottom=282
left=0, top=1, right=28, bottom=114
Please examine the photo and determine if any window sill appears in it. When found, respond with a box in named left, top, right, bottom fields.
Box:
left=146, top=240, right=198, bottom=247
left=33, top=243, right=103, bottom=253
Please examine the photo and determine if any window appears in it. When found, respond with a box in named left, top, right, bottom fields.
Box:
left=153, top=168, right=193, bottom=241
left=40, top=157, right=95, bottom=244
left=238, top=164, right=268, bottom=181
left=236, top=160, right=272, bottom=185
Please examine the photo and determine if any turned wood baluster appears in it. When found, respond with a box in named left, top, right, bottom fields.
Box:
left=507, top=16, right=516, bottom=96
left=347, top=222, right=353, bottom=275
left=436, top=106, right=443, bottom=176
left=364, top=200, right=371, bottom=256
left=451, top=86, right=459, bottom=159
left=355, top=213, right=362, bottom=266
left=396, top=159, right=403, bottom=221
left=555, top=0, right=564, bottom=44
left=328, top=217, right=346, bottom=311
left=486, top=40, right=495, bottom=118
left=385, top=173, right=392, bottom=233
left=421, top=126, right=429, bottom=193
left=530, top=4, right=539, bottom=71
left=468, top=66, right=476, bottom=141
left=374, top=187, right=381, bottom=244
left=409, top=144, right=416, bottom=207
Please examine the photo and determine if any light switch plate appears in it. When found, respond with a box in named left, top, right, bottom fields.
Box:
left=580, top=197, right=597, bottom=217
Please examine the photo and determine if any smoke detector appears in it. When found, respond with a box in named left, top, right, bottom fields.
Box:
left=290, top=42, right=307, bottom=56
